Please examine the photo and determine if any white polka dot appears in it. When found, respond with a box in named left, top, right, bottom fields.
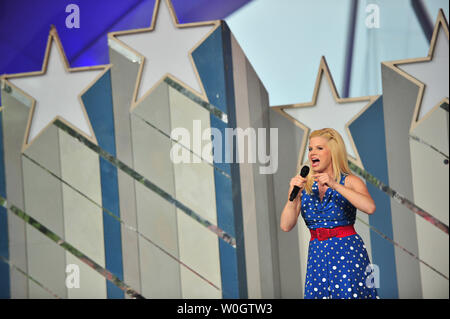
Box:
left=335, top=284, right=339, bottom=289
left=355, top=264, right=359, bottom=268
left=322, top=278, right=326, bottom=282
left=314, top=288, right=318, bottom=292
left=347, top=288, right=352, bottom=292
left=359, top=282, right=363, bottom=286
left=332, top=266, right=337, bottom=270
left=350, top=246, right=354, bottom=250
left=340, top=256, right=345, bottom=260
left=343, top=274, right=347, bottom=278
left=353, top=293, right=357, bottom=298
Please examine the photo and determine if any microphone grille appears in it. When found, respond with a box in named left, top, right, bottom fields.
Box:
left=300, top=165, right=310, bottom=177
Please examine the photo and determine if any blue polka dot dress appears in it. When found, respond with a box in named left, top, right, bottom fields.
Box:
left=300, top=173, right=379, bottom=299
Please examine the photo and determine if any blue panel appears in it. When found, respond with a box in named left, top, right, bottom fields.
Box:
left=221, top=21, right=247, bottom=298
left=192, top=26, right=227, bottom=114
left=218, top=239, right=239, bottom=299
left=349, top=96, right=399, bottom=299
left=213, top=168, right=234, bottom=239
left=0, top=111, right=11, bottom=298
left=209, top=116, right=231, bottom=177
left=196, top=22, right=247, bottom=298
left=81, top=70, right=124, bottom=299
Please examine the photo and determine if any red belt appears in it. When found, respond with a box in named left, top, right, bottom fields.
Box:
left=310, top=225, right=356, bottom=241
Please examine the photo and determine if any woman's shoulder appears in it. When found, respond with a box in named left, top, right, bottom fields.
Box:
left=343, top=174, right=365, bottom=188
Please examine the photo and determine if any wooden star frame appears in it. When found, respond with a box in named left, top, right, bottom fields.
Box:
left=382, top=9, right=449, bottom=134
left=272, top=56, right=379, bottom=172
left=108, top=0, right=221, bottom=111
left=1, top=26, right=111, bottom=154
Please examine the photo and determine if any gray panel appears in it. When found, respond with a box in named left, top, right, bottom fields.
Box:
left=23, top=124, right=61, bottom=177
left=1, top=89, right=30, bottom=298
left=269, top=109, right=304, bottom=298
left=22, top=152, right=66, bottom=298
left=176, top=210, right=221, bottom=292
left=58, top=126, right=102, bottom=204
left=132, top=81, right=171, bottom=135
left=410, top=109, right=449, bottom=298
left=66, top=254, right=107, bottom=298
left=28, top=277, right=59, bottom=299
left=179, top=266, right=221, bottom=299
left=22, top=128, right=63, bottom=235
left=259, top=73, right=281, bottom=298
left=135, top=181, right=178, bottom=257
left=26, top=226, right=66, bottom=298
left=413, top=106, right=449, bottom=158
left=410, top=116, right=449, bottom=222
left=131, top=114, right=175, bottom=195
left=132, top=106, right=178, bottom=260
left=231, top=33, right=281, bottom=298
left=109, top=47, right=142, bottom=295
left=58, top=127, right=106, bottom=287
left=117, top=170, right=141, bottom=295
left=381, top=63, right=422, bottom=298
left=139, top=233, right=181, bottom=298
left=61, top=181, right=105, bottom=268
left=245, top=57, right=280, bottom=298
left=168, top=86, right=213, bottom=165
left=230, top=34, right=261, bottom=299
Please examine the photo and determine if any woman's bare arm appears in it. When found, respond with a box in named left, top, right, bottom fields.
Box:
left=280, top=176, right=306, bottom=231
left=333, top=175, right=376, bottom=215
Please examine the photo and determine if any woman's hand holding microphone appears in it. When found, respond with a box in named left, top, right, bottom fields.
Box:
left=288, top=175, right=307, bottom=203
left=281, top=166, right=310, bottom=232
left=281, top=174, right=307, bottom=232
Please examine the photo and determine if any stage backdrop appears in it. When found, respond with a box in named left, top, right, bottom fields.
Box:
left=0, top=0, right=448, bottom=299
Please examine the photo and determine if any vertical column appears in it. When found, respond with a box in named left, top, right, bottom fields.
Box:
left=381, top=63, right=422, bottom=298
left=409, top=103, right=449, bottom=298
left=22, top=125, right=67, bottom=298
left=1, top=86, right=30, bottom=298
left=130, top=81, right=182, bottom=298
left=349, top=95, right=399, bottom=298
left=82, top=69, right=125, bottom=299
left=58, top=127, right=107, bottom=299
left=0, top=108, right=11, bottom=298
left=192, top=21, right=249, bottom=298
left=109, top=48, right=142, bottom=295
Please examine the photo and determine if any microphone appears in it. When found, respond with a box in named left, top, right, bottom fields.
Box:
left=289, top=165, right=310, bottom=201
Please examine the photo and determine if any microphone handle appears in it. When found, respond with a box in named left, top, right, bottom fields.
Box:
left=289, top=185, right=301, bottom=201
left=289, top=165, right=309, bottom=201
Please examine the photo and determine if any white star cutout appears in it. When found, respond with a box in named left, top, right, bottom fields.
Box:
left=382, top=10, right=449, bottom=131
left=110, top=0, right=218, bottom=104
left=397, top=17, right=449, bottom=120
left=274, top=57, right=377, bottom=164
left=6, top=28, right=105, bottom=148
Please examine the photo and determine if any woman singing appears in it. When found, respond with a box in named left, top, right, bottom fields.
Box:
left=280, top=128, right=379, bottom=299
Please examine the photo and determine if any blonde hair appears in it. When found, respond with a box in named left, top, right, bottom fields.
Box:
left=303, top=128, right=351, bottom=194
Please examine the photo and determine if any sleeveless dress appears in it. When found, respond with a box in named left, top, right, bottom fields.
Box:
left=300, top=173, right=379, bottom=299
